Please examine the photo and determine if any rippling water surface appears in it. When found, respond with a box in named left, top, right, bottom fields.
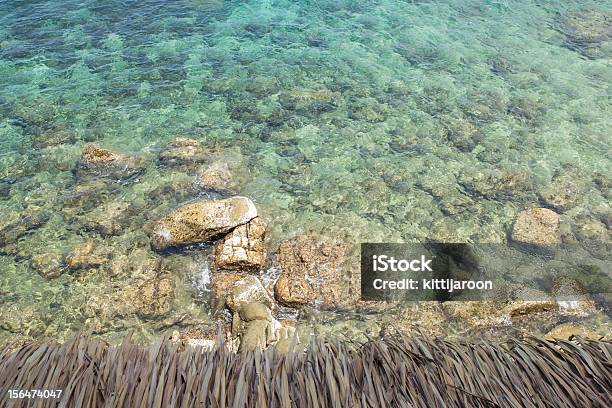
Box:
left=0, top=0, right=610, bottom=344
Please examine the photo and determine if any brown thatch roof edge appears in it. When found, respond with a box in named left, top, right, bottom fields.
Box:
left=1, top=334, right=610, bottom=407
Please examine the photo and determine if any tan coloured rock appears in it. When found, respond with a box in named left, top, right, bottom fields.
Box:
left=195, top=161, right=235, bottom=191
left=76, top=143, right=145, bottom=181
left=31, top=253, right=65, bottom=279
left=238, top=319, right=270, bottom=352
left=274, top=235, right=357, bottom=308
left=544, top=323, right=602, bottom=341
left=505, top=300, right=558, bottom=318
left=233, top=302, right=281, bottom=353
left=214, top=217, right=266, bottom=270
left=274, top=325, right=298, bottom=354
left=119, top=277, right=175, bottom=318
left=226, top=275, right=274, bottom=313
left=209, top=272, right=243, bottom=312
left=552, top=277, right=597, bottom=317
left=66, top=241, right=107, bottom=270
left=238, top=302, right=273, bottom=322
left=173, top=323, right=229, bottom=349
left=209, top=273, right=274, bottom=313
left=82, top=199, right=131, bottom=236
left=150, top=196, right=257, bottom=251
left=158, top=137, right=207, bottom=168
left=504, top=288, right=558, bottom=318
left=511, top=208, right=561, bottom=247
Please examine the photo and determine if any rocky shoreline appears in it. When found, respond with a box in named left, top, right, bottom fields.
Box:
left=0, top=137, right=610, bottom=350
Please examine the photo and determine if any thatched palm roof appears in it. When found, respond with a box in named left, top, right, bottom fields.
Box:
left=1, top=334, right=610, bottom=407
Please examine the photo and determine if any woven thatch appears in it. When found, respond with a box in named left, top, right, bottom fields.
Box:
left=1, top=334, right=610, bottom=407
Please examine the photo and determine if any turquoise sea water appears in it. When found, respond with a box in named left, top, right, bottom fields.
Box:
left=0, top=1, right=610, bottom=344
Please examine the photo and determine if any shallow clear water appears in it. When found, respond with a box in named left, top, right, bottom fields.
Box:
left=0, top=0, right=610, bottom=344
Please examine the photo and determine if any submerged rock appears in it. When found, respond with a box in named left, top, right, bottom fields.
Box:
left=0, top=206, right=49, bottom=247
left=544, top=323, right=602, bottom=341
left=31, top=252, right=65, bottom=279
left=81, top=199, right=132, bottom=236
left=504, top=288, right=558, bottom=318
left=443, top=301, right=506, bottom=328
left=150, top=196, right=258, bottom=251
left=560, top=9, right=612, bottom=45
left=558, top=9, right=612, bottom=58
left=33, top=127, right=77, bottom=148
left=464, top=169, right=532, bottom=200
left=76, top=143, right=145, bottom=181
left=391, top=302, right=448, bottom=337
left=274, top=235, right=357, bottom=309
left=444, top=287, right=559, bottom=329
left=575, top=219, right=609, bottom=242
left=105, top=248, right=162, bottom=279
left=510, top=208, right=561, bottom=247
left=279, top=87, right=341, bottom=112
left=147, top=172, right=199, bottom=204
left=552, top=277, right=597, bottom=317
left=66, top=241, right=108, bottom=270
left=119, top=277, right=175, bottom=318
left=61, top=180, right=112, bottom=214
left=195, top=161, right=235, bottom=191
left=158, top=137, right=208, bottom=168
left=0, top=181, right=11, bottom=198
left=213, top=217, right=266, bottom=270
left=442, top=116, right=483, bottom=152
left=538, top=171, right=588, bottom=212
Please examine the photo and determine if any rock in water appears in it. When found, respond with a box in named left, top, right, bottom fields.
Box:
left=0, top=206, right=49, bottom=247
left=552, top=277, right=597, bottom=317
left=510, top=208, right=561, bottom=247
left=66, top=241, right=108, bottom=270
left=544, top=323, right=602, bottom=341
left=158, top=137, right=208, bottom=168
left=226, top=275, right=274, bottom=313
left=234, top=302, right=282, bottom=353
left=274, top=235, right=357, bottom=308
left=538, top=171, right=587, bottom=212
left=560, top=9, right=612, bottom=45
left=214, top=217, right=266, bottom=270
left=210, top=273, right=274, bottom=313
left=76, top=143, right=145, bottom=181
left=150, top=196, right=258, bottom=251
left=119, top=277, right=175, bottom=318
left=195, top=161, right=235, bottom=191
left=31, top=253, right=65, bottom=279
left=33, top=127, right=77, bottom=148
left=558, top=9, right=612, bottom=58
left=81, top=199, right=132, bottom=237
